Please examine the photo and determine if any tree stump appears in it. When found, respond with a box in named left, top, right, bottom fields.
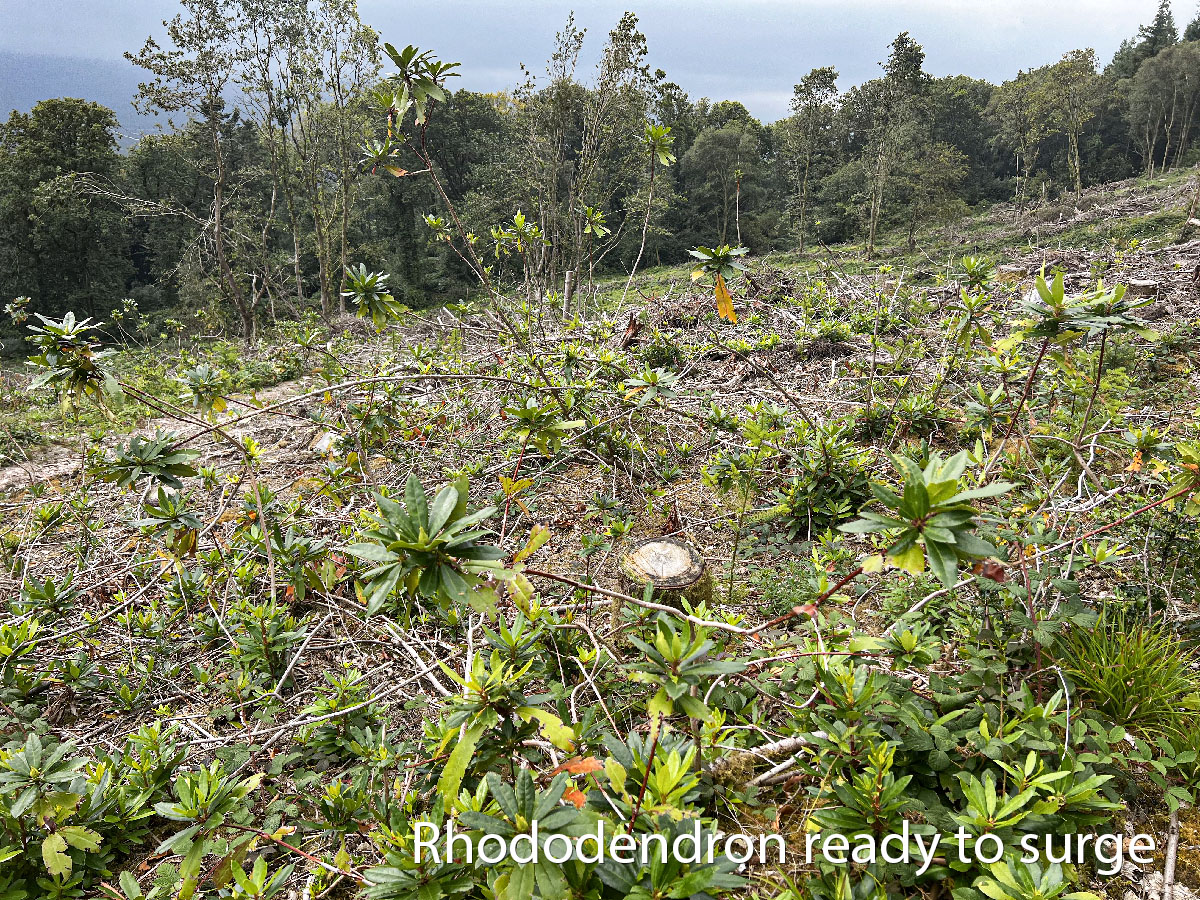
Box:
left=615, top=537, right=712, bottom=623
left=994, top=264, right=1028, bottom=284
left=1126, top=278, right=1160, bottom=298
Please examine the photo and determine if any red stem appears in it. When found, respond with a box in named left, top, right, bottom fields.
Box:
left=983, top=335, right=1051, bottom=477
left=499, top=432, right=532, bottom=544
left=748, top=565, right=865, bottom=635
left=223, top=823, right=362, bottom=880
left=627, top=713, right=663, bottom=833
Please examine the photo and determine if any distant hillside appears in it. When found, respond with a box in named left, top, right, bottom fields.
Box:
left=0, top=51, right=159, bottom=144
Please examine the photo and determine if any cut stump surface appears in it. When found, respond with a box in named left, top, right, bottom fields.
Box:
left=619, top=537, right=712, bottom=609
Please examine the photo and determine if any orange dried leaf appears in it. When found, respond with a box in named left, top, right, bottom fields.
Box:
left=970, top=560, right=1007, bottom=583
left=550, top=756, right=603, bottom=776
left=563, top=787, right=587, bottom=809
left=714, top=273, right=737, bottom=323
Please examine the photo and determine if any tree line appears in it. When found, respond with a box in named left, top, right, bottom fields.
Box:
left=2, top=0, right=1199, bottom=336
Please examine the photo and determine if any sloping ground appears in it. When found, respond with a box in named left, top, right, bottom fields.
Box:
left=2, top=171, right=1200, bottom=898
left=942, top=166, right=1200, bottom=250
left=3, top=175, right=1198, bottom=747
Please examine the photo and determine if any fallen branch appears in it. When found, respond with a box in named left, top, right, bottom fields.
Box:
left=1162, top=807, right=1180, bottom=900
left=524, top=568, right=751, bottom=635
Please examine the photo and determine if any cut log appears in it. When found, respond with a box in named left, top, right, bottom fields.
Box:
left=618, top=537, right=712, bottom=610
left=994, top=264, right=1028, bottom=284
left=1126, top=278, right=1160, bottom=298
left=707, top=736, right=809, bottom=786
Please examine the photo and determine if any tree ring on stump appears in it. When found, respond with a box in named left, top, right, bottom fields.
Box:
left=619, top=536, right=712, bottom=609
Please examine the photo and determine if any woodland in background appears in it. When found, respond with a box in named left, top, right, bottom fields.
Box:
left=4, top=0, right=1200, bottom=338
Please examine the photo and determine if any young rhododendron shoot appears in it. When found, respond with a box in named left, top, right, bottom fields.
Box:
left=689, top=244, right=748, bottom=323
left=841, top=450, right=1011, bottom=588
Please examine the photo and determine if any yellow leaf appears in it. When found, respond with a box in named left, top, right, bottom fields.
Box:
left=847, top=635, right=883, bottom=653
left=514, top=523, right=551, bottom=564
left=42, top=833, right=70, bottom=877
left=604, top=757, right=628, bottom=792
left=888, top=543, right=925, bottom=576
left=517, top=707, right=575, bottom=751
left=385, top=166, right=411, bottom=177
left=648, top=686, right=673, bottom=720
left=715, top=273, right=737, bottom=323
left=499, top=476, right=534, bottom=497
left=690, top=268, right=705, bottom=282
left=861, top=553, right=885, bottom=574
left=510, top=571, right=534, bottom=606
left=994, top=335, right=1022, bottom=353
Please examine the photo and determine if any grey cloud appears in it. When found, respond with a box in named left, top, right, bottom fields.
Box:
left=0, top=0, right=1191, bottom=123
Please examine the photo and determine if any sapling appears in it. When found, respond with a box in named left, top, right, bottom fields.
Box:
left=622, top=123, right=676, bottom=307
left=689, top=244, right=748, bottom=323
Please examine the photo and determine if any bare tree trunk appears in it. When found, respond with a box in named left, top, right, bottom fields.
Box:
left=1145, top=121, right=1161, bottom=177
left=719, top=172, right=731, bottom=245
left=1174, top=96, right=1198, bottom=167
left=332, top=47, right=352, bottom=314
left=310, top=188, right=332, bottom=317
left=621, top=158, right=656, bottom=306
left=866, top=141, right=887, bottom=258
left=1069, top=130, right=1082, bottom=193
left=1163, top=87, right=1180, bottom=173
left=561, top=269, right=575, bottom=318
left=797, top=146, right=813, bottom=252
left=734, top=171, right=742, bottom=246
left=209, top=122, right=253, bottom=340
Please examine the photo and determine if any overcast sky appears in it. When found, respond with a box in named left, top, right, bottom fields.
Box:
left=2, top=0, right=1198, bottom=123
